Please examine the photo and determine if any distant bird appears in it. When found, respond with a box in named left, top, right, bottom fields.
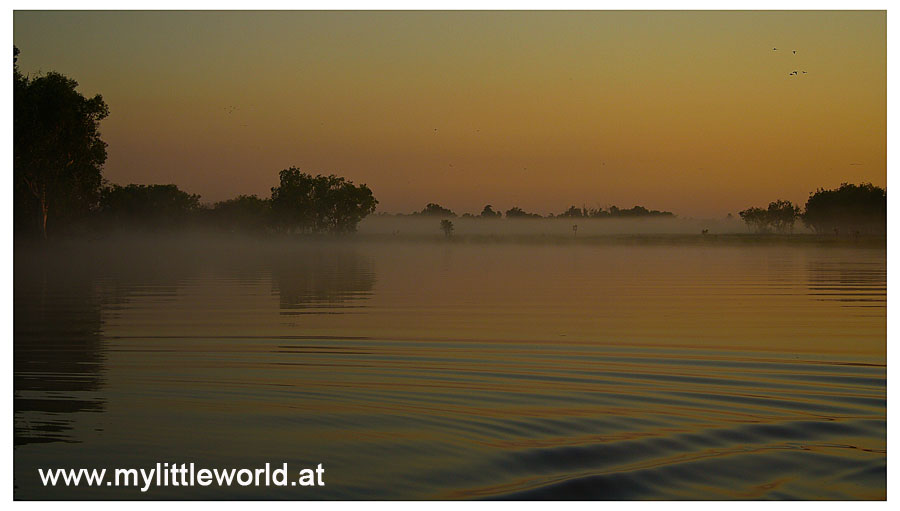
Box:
left=773, top=47, right=778, bottom=51
left=792, top=50, right=797, bottom=54
left=802, top=71, right=808, bottom=74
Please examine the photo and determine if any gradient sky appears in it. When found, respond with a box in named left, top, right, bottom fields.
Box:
left=13, top=10, right=886, bottom=217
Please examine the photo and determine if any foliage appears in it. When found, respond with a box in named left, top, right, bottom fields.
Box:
left=505, top=206, right=542, bottom=219
left=98, top=184, right=201, bottom=229
left=270, top=167, right=377, bottom=233
left=802, top=183, right=886, bottom=235
left=440, top=219, right=454, bottom=237
left=766, top=200, right=801, bottom=233
left=210, top=195, right=272, bottom=232
left=559, top=206, right=586, bottom=218
left=479, top=205, right=502, bottom=218
left=559, top=205, right=674, bottom=218
left=414, top=203, right=456, bottom=217
left=738, top=207, right=770, bottom=233
left=14, top=46, right=109, bottom=238
left=738, top=200, right=800, bottom=234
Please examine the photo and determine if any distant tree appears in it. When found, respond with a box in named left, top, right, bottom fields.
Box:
left=609, top=205, right=675, bottom=218
left=766, top=199, right=800, bottom=233
left=559, top=205, right=585, bottom=218
left=586, top=207, right=609, bottom=218
left=738, top=207, right=770, bottom=233
left=505, top=206, right=542, bottom=219
left=14, top=46, right=109, bottom=238
left=98, top=184, right=201, bottom=230
left=211, top=194, right=271, bottom=232
left=479, top=204, right=501, bottom=218
left=739, top=200, right=800, bottom=234
left=803, top=183, right=886, bottom=235
left=414, top=203, right=456, bottom=217
left=440, top=219, right=454, bottom=237
left=558, top=204, right=673, bottom=219
left=270, top=167, right=377, bottom=233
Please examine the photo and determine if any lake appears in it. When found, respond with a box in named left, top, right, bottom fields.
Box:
left=13, top=237, right=886, bottom=499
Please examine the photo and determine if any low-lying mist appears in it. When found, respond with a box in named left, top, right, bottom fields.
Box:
left=358, top=215, right=774, bottom=238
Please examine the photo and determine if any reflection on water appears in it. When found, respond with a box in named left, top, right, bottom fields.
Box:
left=13, top=239, right=885, bottom=499
left=14, top=252, right=106, bottom=446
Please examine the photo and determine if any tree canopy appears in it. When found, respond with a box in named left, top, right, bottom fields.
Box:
left=98, top=184, right=201, bottom=230
left=479, top=205, right=502, bottom=218
left=802, top=183, right=885, bottom=235
left=413, top=203, right=457, bottom=217
left=505, top=206, right=542, bottom=219
left=270, top=167, right=378, bottom=233
left=14, top=46, right=109, bottom=238
left=739, top=200, right=800, bottom=234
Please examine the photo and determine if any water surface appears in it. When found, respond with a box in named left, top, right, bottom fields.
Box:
left=14, top=238, right=886, bottom=499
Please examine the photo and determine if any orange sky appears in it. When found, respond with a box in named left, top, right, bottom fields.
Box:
left=13, top=10, right=886, bottom=217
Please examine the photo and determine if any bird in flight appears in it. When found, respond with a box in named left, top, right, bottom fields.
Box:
left=773, top=47, right=778, bottom=51
left=792, top=50, right=797, bottom=55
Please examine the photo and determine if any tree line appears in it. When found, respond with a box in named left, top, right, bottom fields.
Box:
left=395, top=203, right=676, bottom=219
left=13, top=47, right=376, bottom=238
left=14, top=46, right=885, bottom=240
left=738, top=183, right=886, bottom=236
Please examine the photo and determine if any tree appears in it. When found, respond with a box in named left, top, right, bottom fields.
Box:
left=803, top=183, right=886, bottom=235
left=739, top=200, right=800, bottom=234
left=414, top=203, right=456, bottom=217
left=766, top=199, right=800, bottom=233
left=505, top=206, right=541, bottom=219
left=479, top=204, right=501, bottom=218
left=270, top=167, right=377, bottom=233
left=559, top=205, right=585, bottom=218
left=97, top=184, right=201, bottom=230
left=210, top=194, right=271, bottom=233
left=738, top=207, right=770, bottom=233
left=14, top=46, right=109, bottom=238
left=440, top=219, right=454, bottom=237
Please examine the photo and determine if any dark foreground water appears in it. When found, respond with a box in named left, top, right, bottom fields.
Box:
left=14, top=238, right=885, bottom=499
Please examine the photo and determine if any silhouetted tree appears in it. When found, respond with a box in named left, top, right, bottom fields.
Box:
left=414, top=203, right=456, bottom=217
left=211, top=194, right=272, bottom=233
left=803, top=183, right=886, bottom=235
left=766, top=199, right=800, bottom=233
left=98, top=184, right=201, bottom=230
left=559, top=205, right=585, bottom=218
left=440, top=219, right=454, bottom=237
left=505, top=206, right=541, bottom=218
left=270, top=167, right=377, bottom=233
left=739, top=200, right=800, bottom=234
left=738, top=206, right=771, bottom=233
left=14, top=46, right=109, bottom=238
left=479, top=204, right=501, bottom=218
left=558, top=204, right=673, bottom=219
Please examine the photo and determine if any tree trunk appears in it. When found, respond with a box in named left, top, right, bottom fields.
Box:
left=39, top=188, right=48, bottom=240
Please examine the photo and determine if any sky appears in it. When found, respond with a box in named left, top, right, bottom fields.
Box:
left=13, top=10, right=886, bottom=218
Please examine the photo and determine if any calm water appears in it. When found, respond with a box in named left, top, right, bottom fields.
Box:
left=14, top=238, right=886, bottom=499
